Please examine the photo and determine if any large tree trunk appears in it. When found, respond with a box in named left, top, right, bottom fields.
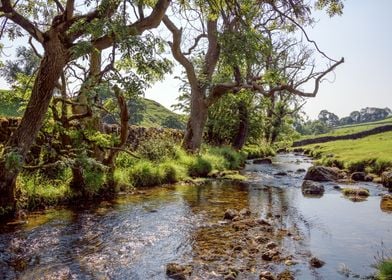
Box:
left=232, top=100, right=249, bottom=150
left=0, top=32, right=68, bottom=215
left=182, top=90, right=208, bottom=152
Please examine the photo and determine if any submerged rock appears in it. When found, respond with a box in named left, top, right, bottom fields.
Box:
left=259, top=271, right=276, bottom=280
left=296, top=168, right=306, bottom=173
left=309, top=257, right=325, bottom=268
left=350, top=172, right=367, bottom=181
left=341, top=187, right=369, bottom=197
left=304, top=166, right=341, bottom=181
left=277, top=270, right=294, bottom=280
left=253, top=158, right=273, bottom=164
left=166, top=263, right=193, bottom=280
left=274, top=171, right=288, bottom=176
left=381, top=194, right=392, bottom=212
left=224, top=209, right=239, bottom=220
left=301, top=180, right=325, bottom=195
left=381, top=171, right=392, bottom=189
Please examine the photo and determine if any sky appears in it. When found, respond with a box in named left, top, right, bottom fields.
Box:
left=144, top=0, right=392, bottom=119
left=1, top=0, right=391, bottom=120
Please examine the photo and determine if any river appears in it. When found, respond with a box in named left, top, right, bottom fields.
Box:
left=0, top=153, right=391, bottom=279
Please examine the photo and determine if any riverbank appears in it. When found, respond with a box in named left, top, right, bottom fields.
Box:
left=4, top=144, right=275, bottom=219
left=293, top=131, right=392, bottom=182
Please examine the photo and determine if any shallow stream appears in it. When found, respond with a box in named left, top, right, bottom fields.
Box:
left=0, top=153, right=391, bottom=279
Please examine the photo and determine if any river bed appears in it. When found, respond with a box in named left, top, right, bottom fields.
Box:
left=0, top=153, right=391, bottom=279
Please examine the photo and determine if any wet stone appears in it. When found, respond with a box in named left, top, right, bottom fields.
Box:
left=277, top=270, right=294, bottom=280
left=301, top=180, right=325, bottom=195
left=166, top=263, right=193, bottom=280
left=262, top=249, right=280, bottom=261
left=259, top=270, right=276, bottom=280
left=224, top=209, right=239, bottom=220
left=309, top=257, right=325, bottom=268
left=253, top=158, right=273, bottom=164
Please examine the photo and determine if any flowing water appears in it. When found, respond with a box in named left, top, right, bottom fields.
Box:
left=0, top=153, right=391, bottom=279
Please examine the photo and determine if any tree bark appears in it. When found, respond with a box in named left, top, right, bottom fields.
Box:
left=232, top=100, right=249, bottom=150
left=182, top=89, right=208, bottom=152
left=0, top=31, right=68, bottom=215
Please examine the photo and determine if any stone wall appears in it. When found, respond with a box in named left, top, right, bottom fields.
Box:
left=293, top=124, right=392, bottom=147
left=0, top=118, right=184, bottom=149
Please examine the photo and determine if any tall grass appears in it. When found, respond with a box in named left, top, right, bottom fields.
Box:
left=303, top=131, right=392, bottom=175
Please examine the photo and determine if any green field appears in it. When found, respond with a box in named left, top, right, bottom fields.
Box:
left=300, top=117, right=392, bottom=140
left=302, top=131, right=392, bottom=174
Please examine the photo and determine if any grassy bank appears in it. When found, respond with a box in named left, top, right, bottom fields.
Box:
left=300, top=117, right=392, bottom=140
left=14, top=144, right=274, bottom=212
left=301, top=131, right=392, bottom=175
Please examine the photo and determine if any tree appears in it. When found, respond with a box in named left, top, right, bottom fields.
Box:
left=0, top=0, right=170, bottom=216
left=318, top=109, right=339, bottom=126
left=163, top=0, right=344, bottom=153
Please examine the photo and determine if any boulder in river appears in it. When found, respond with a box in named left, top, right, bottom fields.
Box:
left=304, top=166, right=341, bottom=181
left=350, top=172, right=367, bottom=181
left=259, top=271, right=276, bottom=280
left=253, top=158, right=272, bottom=164
left=309, top=257, right=325, bottom=268
left=380, top=194, right=392, bottom=212
left=224, top=209, right=239, bottom=220
left=381, top=171, right=392, bottom=189
left=166, top=263, right=193, bottom=280
left=301, top=180, right=325, bottom=195
left=274, top=171, right=288, bottom=176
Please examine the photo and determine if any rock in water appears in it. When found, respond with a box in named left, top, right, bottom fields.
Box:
left=304, top=166, right=341, bottom=181
left=166, top=263, right=192, bottom=280
left=381, top=171, right=392, bottom=189
left=309, top=257, right=325, bottom=268
left=253, top=158, right=272, bottom=164
left=301, top=180, right=325, bottom=195
left=224, top=209, right=239, bottom=220
left=350, top=172, right=367, bottom=181
left=259, top=271, right=276, bottom=280
left=381, top=194, right=392, bottom=212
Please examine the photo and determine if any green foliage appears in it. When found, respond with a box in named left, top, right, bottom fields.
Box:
left=376, top=259, right=392, bottom=280
left=137, top=138, right=177, bottom=162
left=243, top=144, right=276, bottom=159
left=17, top=171, right=72, bottom=210
left=188, top=156, right=212, bottom=178
left=4, top=150, right=23, bottom=171
left=207, top=146, right=246, bottom=170
left=128, top=160, right=164, bottom=188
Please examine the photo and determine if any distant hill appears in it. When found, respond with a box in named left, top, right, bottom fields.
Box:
left=136, top=98, right=185, bottom=129
left=0, top=90, right=185, bottom=129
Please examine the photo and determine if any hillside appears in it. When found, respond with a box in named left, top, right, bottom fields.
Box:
left=0, top=90, right=185, bottom=129
left=138, top=98, right=185, bottom=129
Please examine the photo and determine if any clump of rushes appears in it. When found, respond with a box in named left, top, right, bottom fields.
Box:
left=375, top=259, right=392, bottom=280
left=341, top=187, right=370, bottom=197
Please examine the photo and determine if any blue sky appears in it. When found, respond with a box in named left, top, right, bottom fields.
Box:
left=145, top=0, right=392, bottom=119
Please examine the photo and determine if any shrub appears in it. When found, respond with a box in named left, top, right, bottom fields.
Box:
left=243, top=145, right=275, bottom=159
left=376, top=259, right=392, bottom=280
left=116, top=152, right=138, bottom=168
left=137, top=138, right=177, bottom=162
left=128, top=160, right=164, bottom=187
left=372, top=159, right=392, bottom=175
left=188, top=156, right=212, bottom=177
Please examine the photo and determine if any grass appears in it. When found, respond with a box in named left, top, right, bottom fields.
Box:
left=300, top=117, right=392, bottom=140
left=375, top=259, right=392, bottom=280
left=341, top=187, right=369, bottom=197
left=114, top=145, right=247, bottom=189
left=302, top=131, right=392, bottom=174
left=17, top=172, right=73, bottom=210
